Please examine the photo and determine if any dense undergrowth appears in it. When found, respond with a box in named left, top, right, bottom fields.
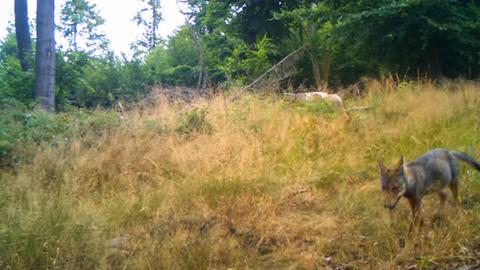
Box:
left=1, top=80, right=480, bottom=269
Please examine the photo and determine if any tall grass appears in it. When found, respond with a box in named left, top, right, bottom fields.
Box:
left=1, top=80, right=480, bottom=269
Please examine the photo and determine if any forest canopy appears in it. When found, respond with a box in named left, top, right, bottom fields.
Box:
left=1, top=0, right=479, bottom=109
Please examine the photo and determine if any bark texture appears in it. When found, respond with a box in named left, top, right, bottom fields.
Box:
left=35, top=0, right=56, bottom=111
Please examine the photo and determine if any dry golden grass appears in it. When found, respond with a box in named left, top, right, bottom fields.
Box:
left=2, top=79, right=480, bottom=269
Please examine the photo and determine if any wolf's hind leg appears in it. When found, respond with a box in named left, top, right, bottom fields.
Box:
left=437, top=190, right=447, bottom=212
left=449, top=181, right=461, bottom=205
left=432, top=191, right=448, bottom=223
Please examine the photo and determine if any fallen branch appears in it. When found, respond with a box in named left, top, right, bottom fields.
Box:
left=344, top=106, right=371, bottom=112
left=342, top=106, right=372, bottom=121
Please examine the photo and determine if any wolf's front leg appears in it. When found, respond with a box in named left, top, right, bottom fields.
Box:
left=396, top=200, right=423, bottom=261
left=408, top=200, right=422, bottom=237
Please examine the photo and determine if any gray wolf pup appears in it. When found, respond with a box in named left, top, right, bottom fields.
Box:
left=378, top=148, right=480, bottom=234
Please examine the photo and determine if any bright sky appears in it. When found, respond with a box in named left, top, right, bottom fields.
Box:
left=0, top=0, right=186, bottom=55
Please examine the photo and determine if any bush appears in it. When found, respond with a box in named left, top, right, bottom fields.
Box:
left=0, top=105, right=122, bottom=167
left=175, top=108, right=213, bottom=136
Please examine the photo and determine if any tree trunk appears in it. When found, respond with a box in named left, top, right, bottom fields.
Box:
left=73, top=22, right=77, bottom=51
left=152, top=3, right=158, bottom=48
left=14, top=0, right=32, bottom=71
left=321, top=51, right=332, bottom=90
left=196, top=49, right=204, bottom=90
left=190, top=26, right=204, bottom=91
left=426, top=41, right=442, bottom=78
left=309, top=51, right=322, bottom=91
left=35, top=0, right=56, bottom=111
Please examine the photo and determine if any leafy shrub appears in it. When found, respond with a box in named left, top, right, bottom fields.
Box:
left=175, top=108, right=213, bottom=136
left=0, top=105, right=122, bottom=167
left=143, top=119, right=169, bottom=134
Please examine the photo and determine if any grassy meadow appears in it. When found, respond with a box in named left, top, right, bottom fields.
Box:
left=1, top=80, right=480, bottom=269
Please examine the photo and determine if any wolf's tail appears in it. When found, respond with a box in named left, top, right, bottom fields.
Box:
left=453, top=151, right=480, bottom=171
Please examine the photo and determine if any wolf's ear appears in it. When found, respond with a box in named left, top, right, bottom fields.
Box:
left=396, top=155, right=405, bottom=171
left=378, top=160, right=387, bottom=190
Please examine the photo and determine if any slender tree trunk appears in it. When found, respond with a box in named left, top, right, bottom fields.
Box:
left=14, top=0, right=32, bottom=71
left=152, top=3, right=158, bottom=48
left=321, top=51, right=332, bottom=90
left=426, top=43, right=442, bottom=78
left=309, top=51, right=322, bottom=91
left=35, top=0, right=56, bottom=111
left=196, top=48, right=204, bottom=90
left=189, top=26, right=204, bottom=91
left=73, top=22, right=77, bottom=51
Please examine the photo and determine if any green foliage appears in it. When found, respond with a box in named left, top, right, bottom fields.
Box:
left=166, top=26, right=198, bottom=68
left=56, top=51, right=150, bottom=108
left=0, top=103, right=121, bottom=166
left=59, top=0, right=108, bottom=53
left=145, top=26, right=200, bottom=86
left=0, top=55, right=34, bottom=103
left=176, top=108, right=213, bottom=136
left=0, top=33, right=34, bottom=105
left=336, top=0, right=480, bottom=78
left=0, top=102, right=26, bottom=163
left=3, top=0, right=480, bottom=112
left=164, top=65, right=199, bottom=86
left=145, top=46, right=170, bottom=84
left=56, top=50, right=95, bottom=107
left=145, top=25, right=276, bottom=87
left=183, top=0, right=298, bottom=44
left=132, top=0, right=163, bottom=56
left=143, top=119, right=169, bottom=134
left=221, top=35, right=274, bottom=84
left=277, top=0, right=480, bottom=85
left=180, top=0, right=299, bottom=86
